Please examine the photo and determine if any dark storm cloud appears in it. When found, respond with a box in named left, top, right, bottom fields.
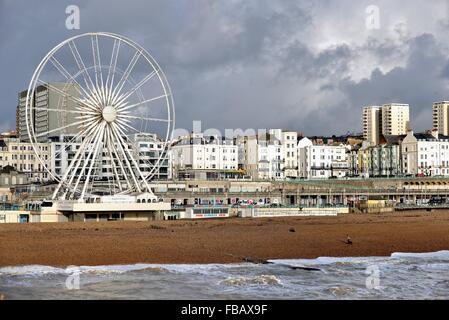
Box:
left=339, top=34, right=449, bottom=133
left=1, top=0, right=449, bottom=135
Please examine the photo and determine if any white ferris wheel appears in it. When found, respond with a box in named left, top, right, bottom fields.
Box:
left=25, top=32, right=175, bottom=201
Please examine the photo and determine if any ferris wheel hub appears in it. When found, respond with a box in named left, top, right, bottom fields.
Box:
left=102, top=106, right=117, bottom=123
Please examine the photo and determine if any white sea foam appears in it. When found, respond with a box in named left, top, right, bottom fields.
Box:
left=0, top=262, right=251, bottom=276
left=0, top=265, right=64, bottom=275
left=391, top=250, right=449, bottom=260
left=1, top=250, right=449, bottom=276
left=220, top=275, right=281, bottom=286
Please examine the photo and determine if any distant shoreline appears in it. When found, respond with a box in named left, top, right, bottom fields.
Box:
left=1, top=210, right=449, bottom=267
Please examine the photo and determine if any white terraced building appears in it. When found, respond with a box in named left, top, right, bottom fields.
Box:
left=237, top=133, right=283, bottom=180
left=269, top=129, right=298, bottom=178
left=401, top=130, right=449, bottom=176
left=170, top=133, right=238, bottom=179
left=298, top=137, right=349, bottom=179
left=0, top=136, right=51, bottom=182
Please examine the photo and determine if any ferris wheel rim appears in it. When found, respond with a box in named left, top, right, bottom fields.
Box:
left=25, top=32, right=175, bottom=199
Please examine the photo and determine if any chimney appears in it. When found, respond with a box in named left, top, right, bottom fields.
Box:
left=431, top=129, right=439, bottom=139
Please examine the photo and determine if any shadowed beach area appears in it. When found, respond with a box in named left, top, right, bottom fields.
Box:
left=1, top=210, right=449, bottom=267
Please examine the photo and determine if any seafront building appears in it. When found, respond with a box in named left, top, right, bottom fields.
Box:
left=363, top=106, right=382, bottom=145
left=17, top=83, right=80, bottom=142
left=401, top=130, right=449, bottom=176
left=381, top=103, right=410, bottom=136
left=365, top=135, right=405, bottom=177
left=432, top=101, right=449, bottom=136
left=170, top=132, right=239, bottom=180
left=280, top=130, right=299, bottom=178
left=362, top=103, right=410, bottom=146
left=237, top=133, right=283, bottom=180
left=0, top=135, right=51, bottom=182
left=297, top=137, right=349, bottom=179
left=130, top=133, right=171, bottom=180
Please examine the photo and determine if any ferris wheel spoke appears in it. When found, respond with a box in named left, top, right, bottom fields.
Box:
left=91, top=35, right=104, bottom=91
left=106, top=125, right=133, bottom=190
left=104, top=126, right=123, bottom=191
left=34, top=118, right=88, bottom=139
left=71, top=123, right=105, bottom=198
left=116, top=126, right=158, bottom=186
left=49, top=56, right=90, bottom=99
left=52, top=121, right=98, bottom=161
left=116, top=94, right=168, bottom=112
left=68, top=40, right=96, bottom=90
left=106, top=39, right=121, bottom=105
left=113, top=69, right=159, bottom=106
left=51, top=123, right=100, bottom=199
left=118, top=114, right=170, bottom=123
left=33, top=106, right=95, bottom=116
left=80, top=122, right=106, bottom=199
left=115, top=119, right=141, bottom=134
left=110, top=124, right=142, bottom=192
left=111, top=50, right=142, bottom=104
left=111, top=122, right=152, bottom=193
left=48, top=56, right=103, bottom=109
left=65, top=123, right=102, bottom=189
left=36, top=80, right=97, bottom=111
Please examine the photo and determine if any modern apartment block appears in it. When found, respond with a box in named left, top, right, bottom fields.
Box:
left=432, top=101, right=449, bottom=136
left=130, top=133, right=170, bottom=180
left=17, top=83, right=80, bottom=143
left=381, top=103, right=410, bottom=136
left=362, top=106, right=382, bottom=145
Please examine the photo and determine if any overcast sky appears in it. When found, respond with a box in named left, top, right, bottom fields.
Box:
left=1, top=0, right=449, bottom=136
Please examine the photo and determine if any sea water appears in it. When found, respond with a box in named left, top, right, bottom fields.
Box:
left=1, top=251, right=449, bottom=299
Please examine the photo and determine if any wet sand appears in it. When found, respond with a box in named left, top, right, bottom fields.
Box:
left=1, top=210, right=449, bottom=267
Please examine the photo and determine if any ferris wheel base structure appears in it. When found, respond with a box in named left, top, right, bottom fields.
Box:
left=56, top=199, right=171, bottom=217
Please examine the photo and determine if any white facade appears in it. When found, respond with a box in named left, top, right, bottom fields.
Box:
left=298, top=137, right=348, bottom=179
left=131, top=133, right=170, bottom=180
left=281, top=131, right=298, bottom=178
left=402, top=130, right=449, bottom=176
left=170, top=133, right=238, bottom=173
